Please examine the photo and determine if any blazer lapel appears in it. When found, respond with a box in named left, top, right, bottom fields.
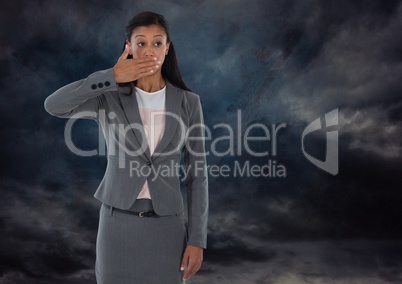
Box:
left=152, top=81, right=183, bottom=159
left=119, top=86, right=151, bottom=161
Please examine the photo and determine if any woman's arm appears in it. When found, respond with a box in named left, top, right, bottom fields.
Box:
left=181, top=94, right=208, bottom=281
left=44, top=45, right=160, bottom=119
left=44, top=68, right=117, bottom=119
left=183, top=94, right=209, bottom=249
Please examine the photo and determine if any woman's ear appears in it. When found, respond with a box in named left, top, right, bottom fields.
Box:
left=166, top=42, right=170, bottom=55
left=124, top=40, right=133, bottom=59
left=125, top=40, right=133, bottom=55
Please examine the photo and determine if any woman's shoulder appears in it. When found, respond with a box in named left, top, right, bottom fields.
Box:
left=167, top=81, right=200, bottom=103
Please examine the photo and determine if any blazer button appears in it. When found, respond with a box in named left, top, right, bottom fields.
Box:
left=91, top=84, right=97, bottom=90
left=98, top=83, right=104, bottom=88
left=147, top=162, right=152, bottom=167
left=105, top=81, right=111, bottom=87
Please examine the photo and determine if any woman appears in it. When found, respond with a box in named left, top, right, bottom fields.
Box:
left=44, top=11, right=208, bottom=284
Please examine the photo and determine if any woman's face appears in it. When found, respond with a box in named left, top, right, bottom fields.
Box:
left=128, top=25, right=170, bottom=64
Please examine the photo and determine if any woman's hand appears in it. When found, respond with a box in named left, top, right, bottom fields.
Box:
left=113, top=44, right=161, bottom=83
left=180, top=245, right=204, bottom=281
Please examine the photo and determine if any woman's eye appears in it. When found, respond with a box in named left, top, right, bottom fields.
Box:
left=137, top=42, right=145, bottom=47
left=154, top=42, right=162, bottom=47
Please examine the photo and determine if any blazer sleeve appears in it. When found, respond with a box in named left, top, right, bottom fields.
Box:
left=44, top=68, right=117, bottom=119
left=183, top=94, right=209, bottom=249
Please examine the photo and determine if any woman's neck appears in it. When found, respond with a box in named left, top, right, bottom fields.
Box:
left=136, top=73, right=165, bottom=93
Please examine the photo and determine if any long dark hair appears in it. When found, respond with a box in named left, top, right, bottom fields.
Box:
left=119, top=11, right=190, bottom=95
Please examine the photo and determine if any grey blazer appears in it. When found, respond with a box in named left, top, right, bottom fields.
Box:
left=44, top=68, right=208, bottom=248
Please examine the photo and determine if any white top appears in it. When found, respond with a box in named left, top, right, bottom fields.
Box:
left=135, top=86, right=166, bottom=199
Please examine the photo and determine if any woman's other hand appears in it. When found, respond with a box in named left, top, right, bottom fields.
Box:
left=180, top=245, right=204, bottom=281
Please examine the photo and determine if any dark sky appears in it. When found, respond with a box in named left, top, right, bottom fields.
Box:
left=1, top=0, right=402, bottom=283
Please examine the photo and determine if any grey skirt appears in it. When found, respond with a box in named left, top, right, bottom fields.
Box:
left=95, top=199, right=187, bottom=284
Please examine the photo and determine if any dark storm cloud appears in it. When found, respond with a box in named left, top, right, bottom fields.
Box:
left=196, top=240, right=402, bottom=283
left=1, top=0, right=402, bottom=283
left=0, top=179, right=99, bottom=283
left=201, top=0, right=402, bottom=245
left=205, top=231, right=275, bottom=266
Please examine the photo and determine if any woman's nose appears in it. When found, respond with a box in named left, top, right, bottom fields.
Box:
left=144, top=48, right=154, bottom=57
